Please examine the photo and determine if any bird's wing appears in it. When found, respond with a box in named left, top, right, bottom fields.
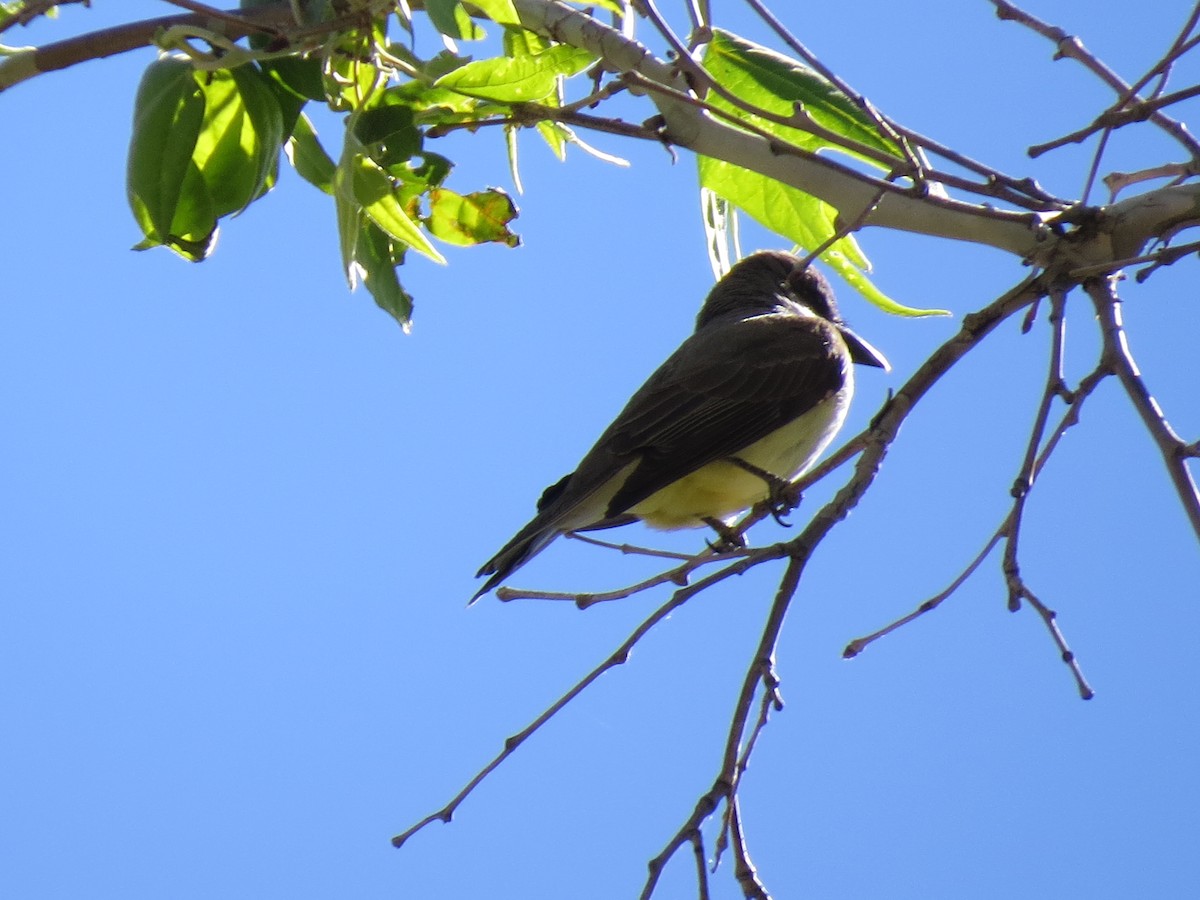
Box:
left=471, top=310, right=845, bottom=603
left=569, top=311, right=846, bottom=518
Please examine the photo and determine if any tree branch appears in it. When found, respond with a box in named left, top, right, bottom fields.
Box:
left=515, top=0, right=1047, bottom=258
left=1087, top=277, right=1200, bottom=539
left=0, top=2, right=300, bottom=93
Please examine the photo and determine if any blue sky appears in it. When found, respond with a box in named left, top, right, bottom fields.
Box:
left=3, top=2, right=1199, bottom=898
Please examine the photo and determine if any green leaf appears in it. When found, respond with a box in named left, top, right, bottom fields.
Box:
left=426, top=187, right=520, bottom=247
left=353, top=100, right=422, bottom=167
left=127, top=58, right=288, bottom=262
left=699, top=155, right=831, bottom=252
left=823, top=252, right=949, bottom=317
left=469, top=0, right=521, bottom=26
left=287, top=113, right=336, bottom=194
left=702, top=29, right=904, bottom=165
left=127, top=57, right=206, bottom=250
left=335, top=176, right=362, bottom=288
left=339, top=151, right=446, bottom=263
left=323, top=52, right=381, bottom=111
left=535, top=120, right=568, bottom=161
left=332, top=163, right=417, bottom=329
left=427, top=0, right=486, bottom=41
left=229, top=64, right=286, bottom=203
left=408, top=152, right=454, bottom=188
left=259, top=55, right=326, bottom=102
left=358, top=222, right=415, bottom=328
left=183, top=66, right=284, bottom=220
left=699, top=156, right=944, bottom=316
left=503, top=24, right=552, bottom=58
left=434, top=45, right=595, bottom=102
left=166, top=159, right=218, bottom=260
left=383, top=153, right=454, bottom=208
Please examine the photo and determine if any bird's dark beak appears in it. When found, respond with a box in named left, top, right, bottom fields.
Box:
left=838, top=325, right=890, bottom=371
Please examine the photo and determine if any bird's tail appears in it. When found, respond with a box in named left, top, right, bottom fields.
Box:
left=470, top=520, right=560, bottom=604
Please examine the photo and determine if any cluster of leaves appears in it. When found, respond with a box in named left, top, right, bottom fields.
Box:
left=696, top=29, right=934, bottom=315
left=126, top=0, right=598, bottom=326
left=122, top=0, right=929, bottom=323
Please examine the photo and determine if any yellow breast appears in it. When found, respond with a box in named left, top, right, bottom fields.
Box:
left=629, top=381, right=851, bottom=529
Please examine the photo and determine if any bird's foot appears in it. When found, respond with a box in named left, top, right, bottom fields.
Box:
left=702, top=517, right=746, bottom=552
left=727, top=457, right=800, bottom=526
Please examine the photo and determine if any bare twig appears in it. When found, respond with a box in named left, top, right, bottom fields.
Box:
left=729, top=798, right=770, bottom=900
left=740, top=0, right=923, bottom=177
left=689, top=830, right=712, bottom=900
left=563, top=531, right=698, bottom=561
left=643, top=554, right=804, bottom=899
left=1104, top=162, right=1200, bottom=201
left=1003, top=291, right=1070, bottom=608
left=392, top=548, right=788, bottom=850
left=843, top=527, right=1005, bottom=658
left=713, top=658, right=781, bottom=874
left=1066, top=238, right=1200, bottom=280
left=1086, top=277, right=1200, bottom=539
left=849, top=290, right=1109, bottom=693
left=1008, top=583, right=1095, bottom=699
left=993, top=0, right=1200, bottom=159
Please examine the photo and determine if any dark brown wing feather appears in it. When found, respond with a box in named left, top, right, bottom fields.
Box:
left=564, top=310, right=846, bottom=518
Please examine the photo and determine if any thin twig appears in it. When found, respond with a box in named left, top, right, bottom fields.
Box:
left=1086, top=277, right=1200, bottom=539
left=689, top=830, right=712, bottom=900
left=729, top=798, right=770, bottom=900
left=1012, top=585, right=1095, bottom=699
left=993, top=0, right=1200, bottom=159
left=843, top=527, right=1005, bottom=658
left=1003, top=290, right=1070, bottom=610
left=643, top=555, right=804, bottom=899
left=564, top=532, right=698, bottom=561
left=714, top=657, right=781, bottom=873
left=740, top=0, right=923, bottom=178
left=392, top=551, right=786, bottom=850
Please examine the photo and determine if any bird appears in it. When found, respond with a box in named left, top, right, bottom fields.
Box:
left=471, top=250, right=889, bottom=602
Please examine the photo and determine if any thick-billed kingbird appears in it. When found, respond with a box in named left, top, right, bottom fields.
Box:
left=472, top=251, right=889, bottom=602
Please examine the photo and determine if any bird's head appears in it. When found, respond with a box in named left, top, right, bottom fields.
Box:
left=696, top=251, right=890, bottom=370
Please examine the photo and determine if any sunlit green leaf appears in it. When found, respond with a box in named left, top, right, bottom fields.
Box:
left=127, top=57, right=206, bottom=250
left=335, top=177, right=361, bottom=287
left=427, top=0, right=485, bottom=41
left=287, top=113, right=336, bottom=194
left=358, top=222, right=415, bottom=328
left=426, top=187, right=520, bottom=246
left=340, top=151, right=446, bottom=263
left=409, top=152, right=454, bottom=188
left=504, top=24, right=552, bottom=58
left=229, top=64, right=285, bottom=204
left=323, top=51, right=381, bottom=111
left=167, top=159, right=218, bottom=260
left=535, top=120, right=568, bottom=161
left=469, top=0, right=521, bottom=26
left=353, top=100, right=422, bottom=167
left=703, top=30, right=904, bottom=165
left=259, top=55, right=325, bottom=102
left=824, top=252, right=948, bottom=317
left=699, top=156, right=944, bottom=316
left=434, top=45, right=595, bottom=102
